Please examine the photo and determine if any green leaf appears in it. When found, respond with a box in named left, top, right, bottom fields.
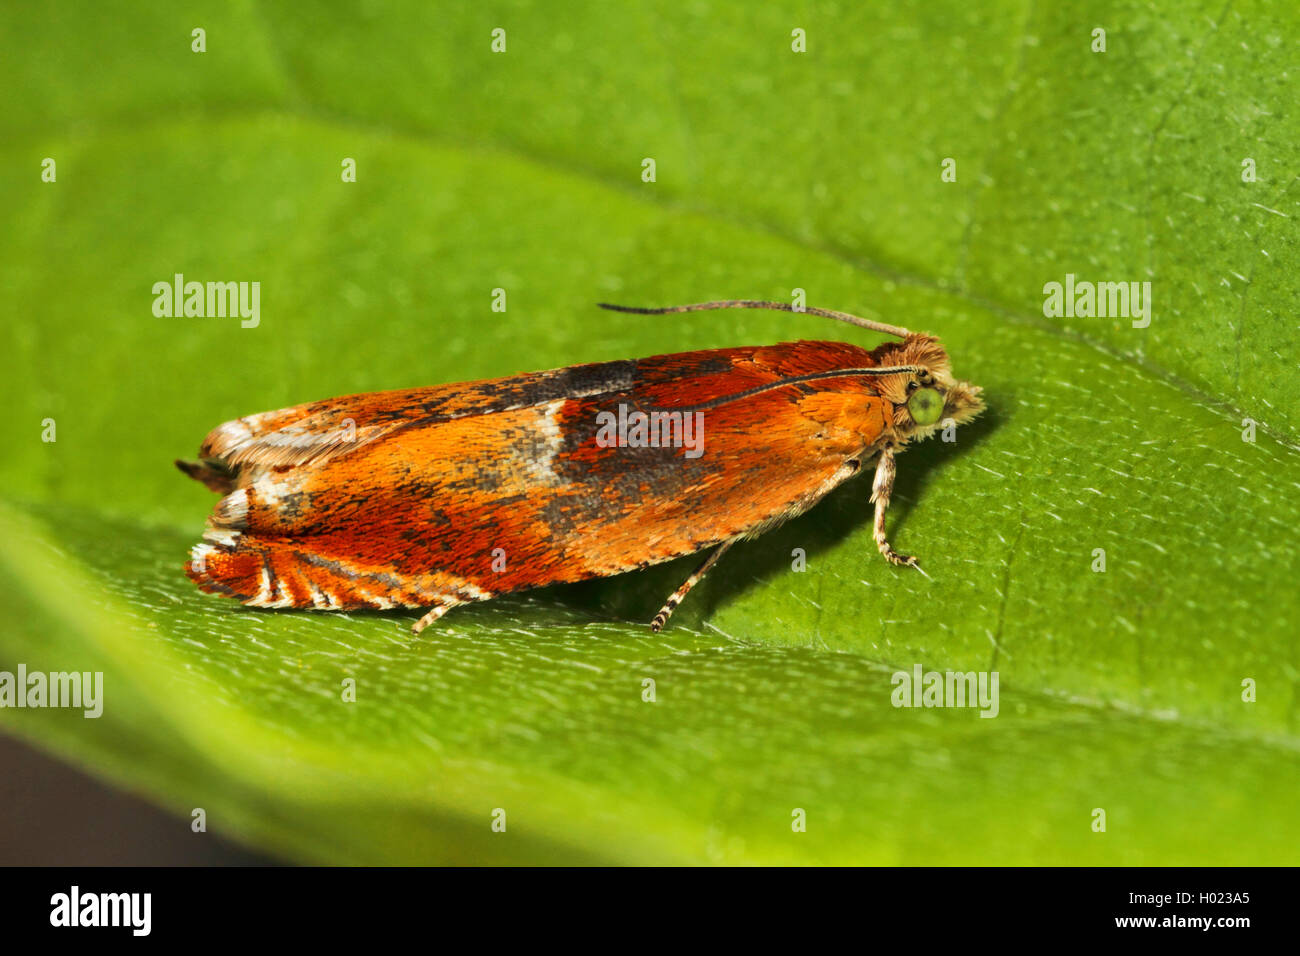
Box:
left=2, top=0, right=1296, bottom=864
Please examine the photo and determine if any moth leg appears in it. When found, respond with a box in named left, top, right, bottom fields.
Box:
left=871, top=445, right=922, bottom=571
left=412, top=601, right=454, bottom=635
left=650, top=539, right=736, bottom=633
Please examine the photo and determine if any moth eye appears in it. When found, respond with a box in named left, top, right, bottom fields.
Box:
left=907, top=387, right=943, bottom=426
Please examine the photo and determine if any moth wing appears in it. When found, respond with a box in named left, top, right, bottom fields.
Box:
left=193, top=359, right=644, bottom=471
left=185, top=341, right=896, bottom=611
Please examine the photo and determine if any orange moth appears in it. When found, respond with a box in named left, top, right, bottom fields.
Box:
left=178, top=300, right=984, bottom=632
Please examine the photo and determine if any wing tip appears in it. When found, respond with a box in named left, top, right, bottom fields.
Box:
left=176, top=458, right=237, bottom=494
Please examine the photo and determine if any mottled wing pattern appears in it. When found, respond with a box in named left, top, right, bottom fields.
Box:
left=183, top=340, right=897, bottom=615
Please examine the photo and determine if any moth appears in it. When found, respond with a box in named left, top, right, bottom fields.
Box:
left=178, top=300, right=984, bottom=633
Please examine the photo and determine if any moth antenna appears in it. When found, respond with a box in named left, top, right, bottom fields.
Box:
left=669, top=365, right=924, bottom=413
left=598, top=299, right=911, bottom=339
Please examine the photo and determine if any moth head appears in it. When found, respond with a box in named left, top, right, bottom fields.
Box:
left=883, top=333, right=984, bottom=441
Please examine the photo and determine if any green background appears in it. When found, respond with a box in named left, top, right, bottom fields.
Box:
left=1, top=0, right=1296, bottom=864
